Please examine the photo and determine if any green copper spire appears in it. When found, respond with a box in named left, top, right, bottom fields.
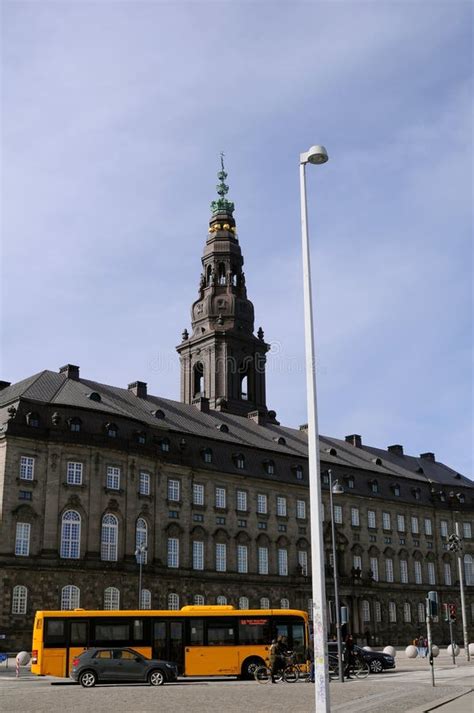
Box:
left=211, top=152, right=235, bottom=215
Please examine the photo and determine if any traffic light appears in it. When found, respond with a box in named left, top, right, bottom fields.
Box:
left=427, top=591, right=438, bottom=618
left=448, top=603, right=457, bottom=622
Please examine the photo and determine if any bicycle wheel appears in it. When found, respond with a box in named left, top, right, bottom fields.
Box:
left=255, top=665, right=272, bottom=683
left=328, top=656, right=339, bottom=680
left=283, top=664, right=299, bottom=683
left=354, top=659, right=370, bottom=680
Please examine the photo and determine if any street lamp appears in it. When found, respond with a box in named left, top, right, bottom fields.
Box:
left=135, top=543, right=147, bottom=610
left=448, top=524, right=470, bottom=661
left=328, top=469, right=345, bottom=682
left=299, top=144, right=330, bottom=713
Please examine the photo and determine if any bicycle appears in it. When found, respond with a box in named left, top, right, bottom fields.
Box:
left=254, top=662, right=283, bottom=684
left=345, top=653, right=370, bottom=680
left=281, top=652, right=311, bottom=683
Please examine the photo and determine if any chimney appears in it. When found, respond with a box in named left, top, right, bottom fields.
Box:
left=299, top=423, right=308, bottom=432
left=345, top=434, right=362, bottom=448
left=59, top=364, right=80, bottom=380
left=128, top=381, right=147, bottom=399
left=0, top=381, right=11, bottom=391
left=247, top=409, right=267, bottom=425
left=192, top=396, right=210, bottom=413
left=420, top=452, right=435, bottom=462
left=388, top=444, right=404, bottom=456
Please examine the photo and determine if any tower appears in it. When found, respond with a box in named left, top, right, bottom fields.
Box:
left=177, top=157, right=270, bottom=416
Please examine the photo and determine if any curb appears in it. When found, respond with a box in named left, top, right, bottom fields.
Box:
left=406, top=688, right=473, bottom=713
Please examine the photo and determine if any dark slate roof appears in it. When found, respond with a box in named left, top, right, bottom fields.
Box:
left=0, top=369, right=471, bottom=489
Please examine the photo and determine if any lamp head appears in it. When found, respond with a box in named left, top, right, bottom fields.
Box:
left=332, top=480, right=344, bottom=495
left=301, top=145, right=329, bottom=165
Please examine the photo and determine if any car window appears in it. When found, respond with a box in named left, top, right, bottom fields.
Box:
left=95, top=650, right=112, bottom=659
left=120, top=650, right=136, bottom=660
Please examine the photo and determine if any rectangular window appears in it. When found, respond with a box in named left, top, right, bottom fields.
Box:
left=278, top=549, right=288, bottom=576
left=216, top=543, right=227, bottom=572
left=444, top=562, right=452, bottom=585
left=106, top=466, right=120, bottom=490
left=258, top=547, right=268, bottom=575
left=238, top=519, right=247, bottom=528
left=192, top=541, right=204, bottom=571
left=400, top=559, right=408, bottom=583
left=95, top=623, right=129, bottom=641
left=397, top=514, right=405, bottom=532
left=375, top=601, right=382, bottom=622
left=334, top=505, right=343, bottom=524
left=367, top=510, right=376, bottom=529
left=389, top=602, right=397, bottom=623
left=424, top=518, right=432, bottom=536
left=215, top=487, right=226, bottom=509
left=427, top=562, right=436, bottom=585
left=370, top=557, right=379, bottom=581
left=193, top=483, right=204, bottom=506
left=440, top=520, right=448, bottom=538
left=66, top=462, right=83, bottom=486
left=414, top=560, right=423, bottom=584
left=238, top=618, right=270, bottom=645
left=353, top=555, right=362, bottom=570
left=20, top=456, right=35, bottom=480
left=298, top=550, right=308, bottom=576
left=139, top=471, right=150, bottom=496
left=276, top=497, right=287, bottom=517
left=19, top=491, right=32, bottom=501
left=351, top=507, right=360, bottom=527
left=190, top=619, right=204, bottom=645
left=15, top=522, right=31, bottom=556
left=193, top=513, right=204, bottom=522
left=418, top=603, right=425, bottom=623
left=168, top=479, right=180, bottom=502
left=207, top=621, right=236, bottom=646
left=257, top=494, right=267, bottom=515
left=237, top=544, right=248, bottom=573
left=236, top=490, right=247, bottom=512
left=403, top=603, right=411, bottom=623
left=296, top=500, right=306, bottom=520
left=382, top=512, right=391, bottom=530
left=463, top=522, right=472, bottom=539
left=167, top=537, right=179, bottom=568
left=411, top=516, right=419, bottom=534
left=385, top=558, right=394, bottom=583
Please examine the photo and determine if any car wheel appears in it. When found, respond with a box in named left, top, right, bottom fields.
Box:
left=241, top=657, right=265, bottom=680
left=79, top=670, right=97, bottom=688
left=149, top=669, right=166, bottom=686
left=370, top=660, right=383, bottom=674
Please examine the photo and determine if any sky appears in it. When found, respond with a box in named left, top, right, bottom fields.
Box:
left=1, top=0, right=472, bottom=476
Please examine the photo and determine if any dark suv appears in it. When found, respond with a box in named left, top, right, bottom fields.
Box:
left=70, top=648, right=178, bottom=687
left=328, top=642, right=395, bottom=673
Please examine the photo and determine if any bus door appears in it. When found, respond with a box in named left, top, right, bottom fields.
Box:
left=274, top=619, right=307, bottom=662
left=153, top=619, right=184, bottom=674
left=67, top=619, right=90, bottom=674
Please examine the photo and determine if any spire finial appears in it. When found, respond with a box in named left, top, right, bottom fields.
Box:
left=211, top=152, right=235, bottom=215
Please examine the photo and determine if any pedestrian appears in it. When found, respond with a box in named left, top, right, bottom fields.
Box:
left=423, top=637, right=429, bottom=658
left=343, top=634, right=355, bottom=679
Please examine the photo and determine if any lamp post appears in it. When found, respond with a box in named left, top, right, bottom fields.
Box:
left=299, top=144, right=330, bottom=712
left=329, top=468, right=345, bottom=682
left=135, top=543, right=147, bottom=610
left=448, top=524, right=470, bottom=661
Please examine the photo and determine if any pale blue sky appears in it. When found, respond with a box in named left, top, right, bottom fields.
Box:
left=1, top=1, right=472, bottom=475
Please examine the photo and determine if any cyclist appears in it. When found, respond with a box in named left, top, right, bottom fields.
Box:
left=269, top=636, right=288, bottom=683
left=343, top=634, right=355, bottom=679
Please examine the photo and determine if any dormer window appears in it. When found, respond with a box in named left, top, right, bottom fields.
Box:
left=457, top=493, right=465, bottom=504
left=412, top=488, right=421, bottom=501
left=347, top=476, right=355, bottom=489
left=88, top=392, right=101, bottom=402
left=26, top=412, right=40, bottom=428
left=135, top=431, right=146, bottom=445
left=294, top=465, right=303, bottom=480
left=152, top=409, right=165, bottom=420
left=202, top=448, right=213, bottom=464
left=392, top=484, right=401, bottom=497
left=234, top=453, right=245, bottom=470
left=322, top=472, right=329, bottom=485
left=264, top=460, right=275, bottom=475
left=160, top=438, right=170, bottom=453
left=369, top=480, right=379, bottom=494
left=326, top=447, right=337, bottom=456
left=372, top=457, right=383, bottom=466
left=217, top=423, right=229, bottom=433
left=69, top=417, right=82, bottom=433
left=106, top=423, right=118, bottom=438
left=274, top=436, right=286, bottom=446
left=439, top=491, right=446, bottom=502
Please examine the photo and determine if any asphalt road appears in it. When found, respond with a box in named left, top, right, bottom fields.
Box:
left=0, top=652, right=472, bottom=713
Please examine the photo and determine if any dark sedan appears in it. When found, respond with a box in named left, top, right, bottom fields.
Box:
left=70, top=647, right=178, bottom=687
left=328, top=642, right=396, bottom=673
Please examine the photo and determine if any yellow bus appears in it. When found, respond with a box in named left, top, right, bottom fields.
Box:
left=32, top=605, right=309, bottom=679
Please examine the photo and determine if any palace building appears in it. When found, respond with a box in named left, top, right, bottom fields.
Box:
left=0, top=165, right=473, bottom=651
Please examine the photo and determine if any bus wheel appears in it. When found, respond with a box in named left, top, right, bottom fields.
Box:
left=79, top=670, right=97, bottom=688
left=241, top=657, right=264, bottom=680
left=149, top=670, right=165, bottom=686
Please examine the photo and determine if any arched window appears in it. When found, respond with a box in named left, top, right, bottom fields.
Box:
left=193, top=363, right=204, bottom=396
left=201, top=448, right=213, bottom=464
left=26, top=412, right=40, bottom=427
left=106, top=423, right=118, bottom=438
left=260, top=597, right=270, bottom=609
left=403, top=602, right=411, bottom=623
left=104, top=586, right=120, bottom=610
left=61, top=585, right=80, bottom=610
left=135, top=518, right=148, bottom=564
left=206, top=264, right=212, bottom=285
left=240, top=374, right=248, bottom=401
left=361, top=600, right=370, bottom=623
left=101, top=514, right=118, bottom=561
left=238, top=596, right=249, bottom=609
left=218, top=262, right=226, bottom=285
left=141, top=589, right=151, bottom=610
left=217, top=596, right=227, bottom=605
left=280, top=598, right=290, bottom=609
left=168, top=593, right=179, bottom=610
left=12, top=585, right=27, bottom=614
left=69, top=417, right=82, bottom=433
left=60, top=510, right=81, bottom=559
left=464, top=554, right=473, bottom=585
left=234, top=453, right=245, bottom=470
left=194, top=594, right=205, bottom=605
left=160, top=438, right=170, bottom=453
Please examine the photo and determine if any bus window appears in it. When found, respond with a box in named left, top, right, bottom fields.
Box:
left=189, top=619, right=204, bottom=645
left=95, top=622, right=129, bottom=641
left=291, top=623, right=305, bottom=660
left=274, top=624, right=288, bottom=641
left=70, top=621, right=88, bottom=646
left=132, top=619, right=144, bottom=641
left=153, top=622, right=167, bottom=660
left=238, top=618, right=270, bottom=645
left=207, top=620, right=236, bottom=646
left=44, top=619, right=66, bottom=646
left=170, top=622, right=184, bottom=673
